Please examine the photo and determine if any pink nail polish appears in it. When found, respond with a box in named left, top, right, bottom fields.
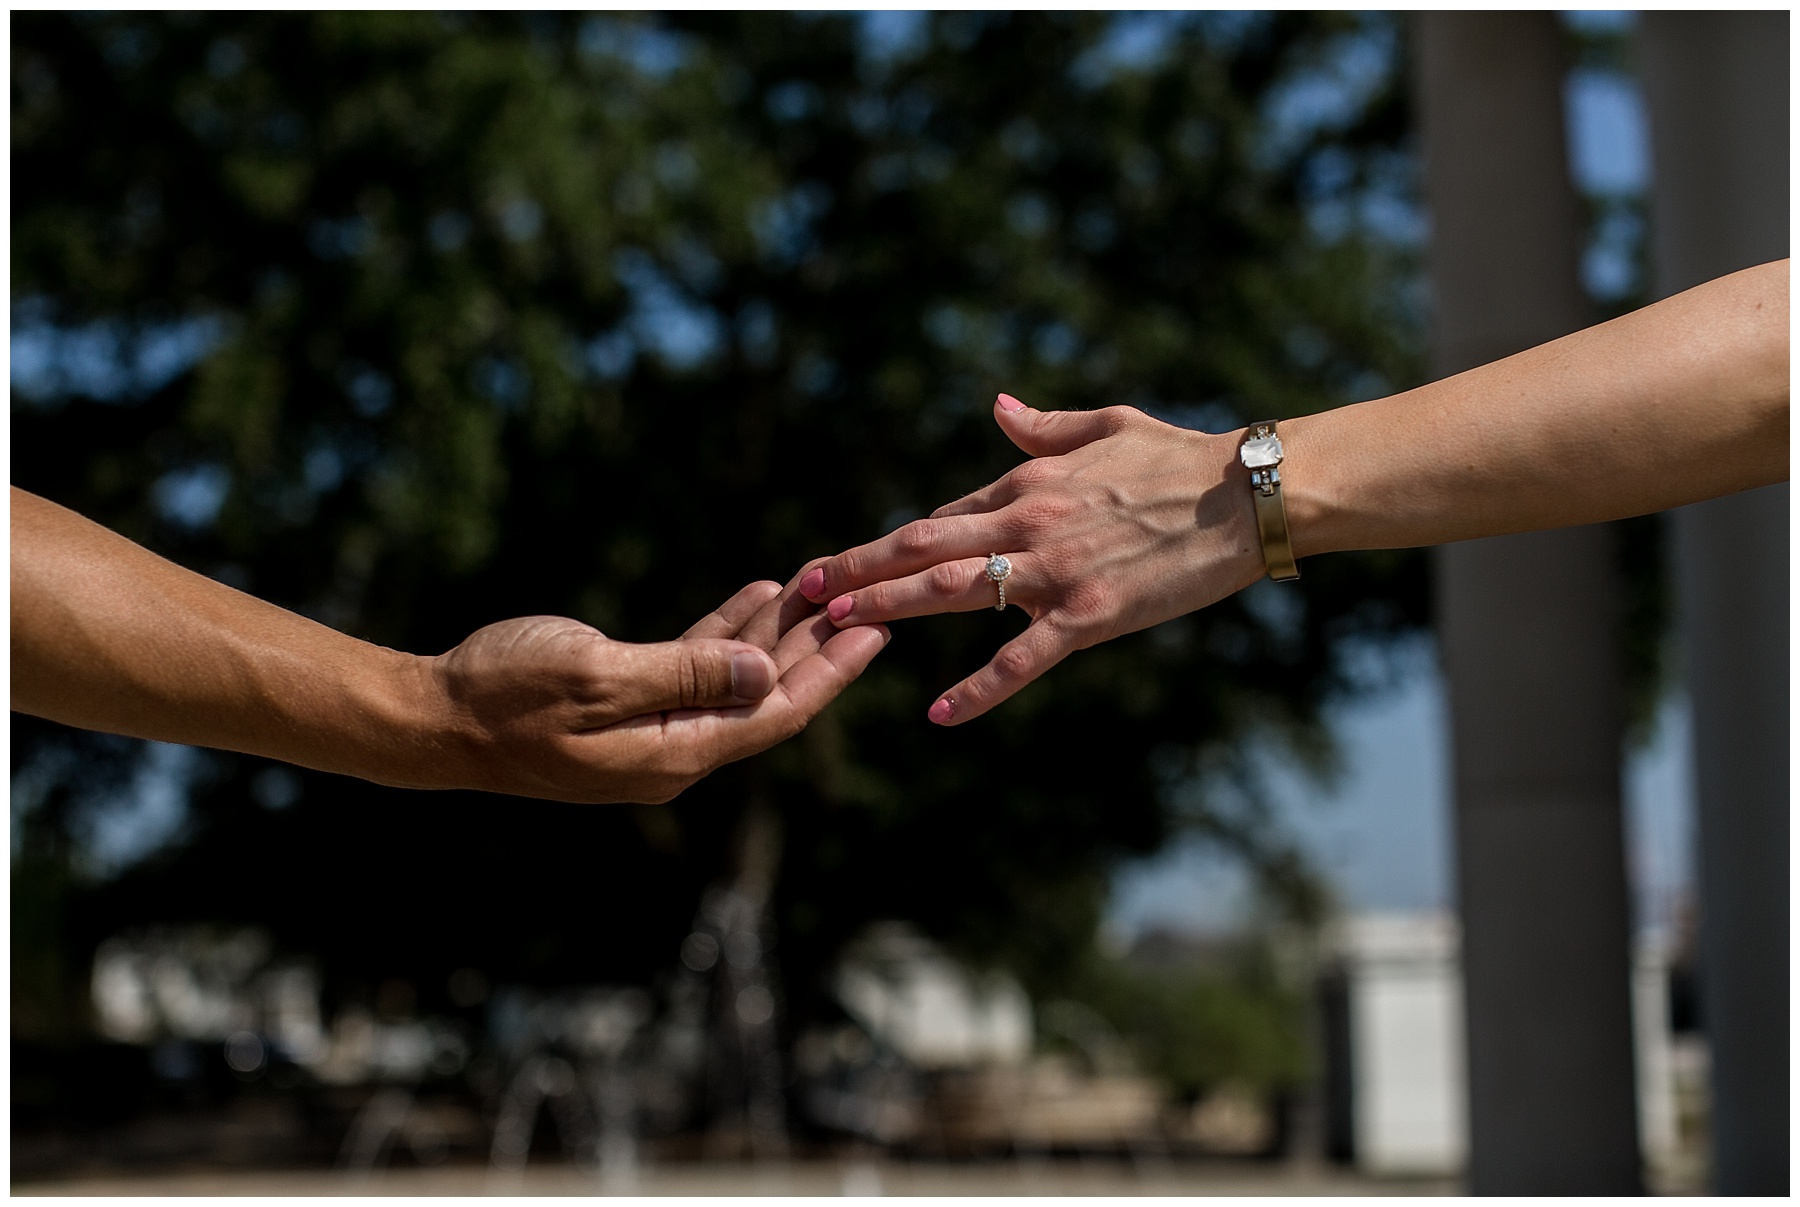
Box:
left=928, top=697, right=956, bottom=724
left=997, top=393, right=1026, bottom=413
left=799, top=568, right=826, bottom=600
left=827, top=595, right=855, bottom=622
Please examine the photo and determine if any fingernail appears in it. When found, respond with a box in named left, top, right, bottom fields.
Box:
left=928, top=697, right=956, bottom=724
left=997, top=393, right=1026, bottom=413
left=731, top=652, right=773, bottom=700
left=799, top=568, right=826, bottom=600
left=827, top=595, right=855, bottom=622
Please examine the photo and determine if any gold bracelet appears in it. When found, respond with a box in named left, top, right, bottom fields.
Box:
left=1239, top=421, right=1299, bottom=582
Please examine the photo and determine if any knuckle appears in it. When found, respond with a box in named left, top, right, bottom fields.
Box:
left=1100, top=405, right=1139, bottom=433
left=894, top=521, right=938, bottom=559
left=677, top=650, right=708, bottom=707
left=827, top=552, right=858, bottom=586
left=926, top=560, right=967, bottom=599
left=1008, top=459, right=1052, bottom=493
left=992, top=642, right=1037, bottom=683
left=860, top=581, right=891, bottom=615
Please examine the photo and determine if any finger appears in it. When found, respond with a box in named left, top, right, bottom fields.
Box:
left=736, top=592, right=787, bottom=652
left=682, top=623, right=892, bottom=767
left=925, top=619, right=1074, bottom=725
left=652, top=623, right=890, bottom=770
left=769, top=609, right=840, bottom=673
left=993, top=394, right=1135, bottom=458
left=928, top=476, right=1019, bottom=520
left=820, top=556, right=1011, bottom=627
left=565, top=624, right=883, bottom=800
left=799, top=513, right=1005, bottom=603
left=761, top=558, right=835, bottom=645
left=772, top=622, right=891, bottom=721
left=682, top=580, right=783, bottom=642
left=599, top=637, right=780, bottom=719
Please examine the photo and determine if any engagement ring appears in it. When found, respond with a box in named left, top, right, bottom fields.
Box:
left=985, top=554, right=1013, bottom=611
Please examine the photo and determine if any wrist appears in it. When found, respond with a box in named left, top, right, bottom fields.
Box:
left=1272, top=410, right=1354, bottom=559
left=348, top=648, right=482, bottom=791
left=1178, top=427, right=1273, bottom=602
left=1218, top=431, right=1274, bottom=581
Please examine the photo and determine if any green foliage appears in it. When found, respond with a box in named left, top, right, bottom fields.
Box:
left=12, top=13, right=1426, bottom=1023
left=1074, top=939, right=1311, bottom=1098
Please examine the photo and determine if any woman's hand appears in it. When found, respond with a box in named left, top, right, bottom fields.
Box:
left=794, top=394, right=1267, bottom=725
left=428, top=581, right=889, bottom=803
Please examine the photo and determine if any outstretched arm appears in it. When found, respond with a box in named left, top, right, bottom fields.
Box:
left=1284, top=257, right=1786, bottom=553
left=796, top=259, right=1788, bottom=724
left=12, top=487, right=887, bottom=802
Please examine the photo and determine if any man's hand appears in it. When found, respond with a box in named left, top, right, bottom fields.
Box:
left=13, top=488, right=886, bottom=803
left=427, top=582, right=888, bottom=803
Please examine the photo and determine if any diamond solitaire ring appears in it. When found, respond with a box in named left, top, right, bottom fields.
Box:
left=985, top=554, right=1013, bottom=611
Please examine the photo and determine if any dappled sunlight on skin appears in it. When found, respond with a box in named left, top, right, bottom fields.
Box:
left=14, top=14, right=1444, bottom=1178
left=12, top=487, right=890, bottom=806
left=411, top=586, right=891, bottom=804
left=798, top=397, right=1266, bottom=725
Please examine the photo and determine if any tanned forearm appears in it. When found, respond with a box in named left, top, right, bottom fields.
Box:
left=1283, top=259, right=1789, bottom=555
left=10, top=487, right=452, bottom=787
left=11, top=488, right=890, bottom=803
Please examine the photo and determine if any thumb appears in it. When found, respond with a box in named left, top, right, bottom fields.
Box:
left=607, top=638, right=779, bottom=717
left=993, top=394, right=1132, bottom=458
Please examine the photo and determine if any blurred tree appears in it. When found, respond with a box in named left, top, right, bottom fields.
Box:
left=11, top=11, right=1425, bottom=1056
left=1075, top=939, right=1312, bottom=1104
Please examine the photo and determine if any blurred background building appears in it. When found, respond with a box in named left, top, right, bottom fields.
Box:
left=10, top=10, right=1784, bottom=1194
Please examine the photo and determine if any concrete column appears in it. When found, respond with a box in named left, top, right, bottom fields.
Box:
left=1638, top=13, right=1790, bottom=1194
left=1416, top=13, right=1642, bottom=1194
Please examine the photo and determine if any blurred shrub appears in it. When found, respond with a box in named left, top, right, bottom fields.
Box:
left=1074, top=935, right=1311, bottom=1101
